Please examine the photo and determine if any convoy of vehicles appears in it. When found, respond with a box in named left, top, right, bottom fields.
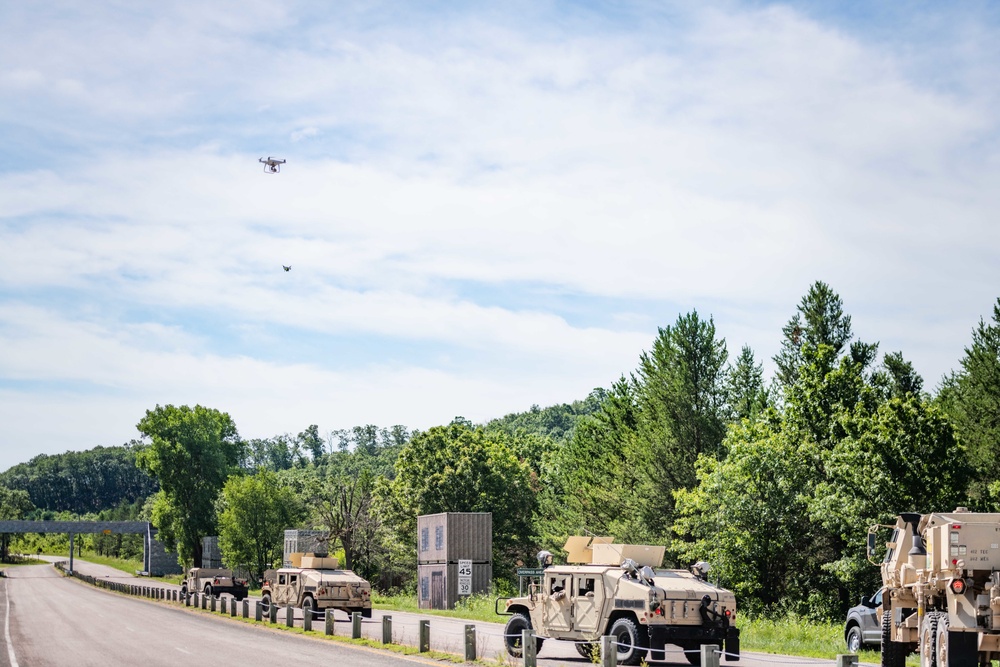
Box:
left=179, top=567, right=248, bottom=601
left=260, top=553, right=373, bottom=619
left=873, top=508, right=1000, bottom=667
left=497, top=537, right=739, bottom=665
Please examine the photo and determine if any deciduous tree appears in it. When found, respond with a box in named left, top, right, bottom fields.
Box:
left=217, top=469, right=303, bottom=585
left=135, top=404, right=241, bottom=566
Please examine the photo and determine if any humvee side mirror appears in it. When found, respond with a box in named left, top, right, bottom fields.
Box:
left=867, top=532, right=876, bottom=559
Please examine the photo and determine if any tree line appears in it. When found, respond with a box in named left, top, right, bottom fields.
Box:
left=2, top=281, right=998, bottom=621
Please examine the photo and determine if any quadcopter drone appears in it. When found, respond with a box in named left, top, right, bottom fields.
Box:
left=259, top=157, right=286, bottom=173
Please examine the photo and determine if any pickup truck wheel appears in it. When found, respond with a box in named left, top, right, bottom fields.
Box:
left=503, top=613, right=543, bottom=657
left=846, top=625, right=863, bottom=653
left=609, top=617, right=647, bottom=666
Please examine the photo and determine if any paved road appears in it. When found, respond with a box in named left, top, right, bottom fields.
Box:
left=32, top=558, right=868, bottom=667
left=0, top=563, right=441, bottom=667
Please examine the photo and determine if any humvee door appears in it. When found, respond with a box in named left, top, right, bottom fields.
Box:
left=572, top=574, right=605, bottom=633
left=543, top=573, right=573, bottom=631
left=275, top=572, right=297, bottom=606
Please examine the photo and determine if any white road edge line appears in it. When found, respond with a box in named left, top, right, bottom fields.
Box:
left=5, top=580, right=19, bottom=667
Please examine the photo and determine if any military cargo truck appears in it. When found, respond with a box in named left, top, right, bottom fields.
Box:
left=180, top=567, right=248, bottom=600
left=873, top=508, right=1000, bottom=667
left=497, top=537, right=739, bottom=666
left=260, top=553, right=372, bottom=619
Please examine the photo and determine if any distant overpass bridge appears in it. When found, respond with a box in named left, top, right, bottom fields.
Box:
left=0, top=520, right=181, bottom=575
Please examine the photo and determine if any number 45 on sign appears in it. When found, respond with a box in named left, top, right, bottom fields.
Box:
left=458, top=559, right=472, bottom=595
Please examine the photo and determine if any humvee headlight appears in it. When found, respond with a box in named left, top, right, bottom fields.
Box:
left=951, top=579, right=967, bottom=594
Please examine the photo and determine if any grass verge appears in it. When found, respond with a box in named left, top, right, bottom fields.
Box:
left=373, top=591, right=502, bottom=623
left=0, top=558, right=48, bottom=567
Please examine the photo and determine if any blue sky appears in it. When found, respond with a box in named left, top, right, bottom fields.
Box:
left=2, top=1, right=999, bottom=472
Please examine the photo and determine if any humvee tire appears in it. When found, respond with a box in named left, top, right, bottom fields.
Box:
left=261, top=593, right=273, bottom=614
left=362, top=608, right=372, bottom=618
left=575, top=643, right=597, bottom=659
left=684, top=646, right=702, bottom=666
left=609, top=617, right=647, bottom=666
left=204, top=584, right=213, bottom=598
left=180, top=585, right=188, bottom=601
left=503, top=613, right=544, bottom=657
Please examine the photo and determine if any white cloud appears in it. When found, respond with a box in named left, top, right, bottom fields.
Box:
left=1, top=2, right=999, bottom=468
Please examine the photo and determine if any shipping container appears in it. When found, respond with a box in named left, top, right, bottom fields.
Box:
left=417, top=512, right=492, bottom=609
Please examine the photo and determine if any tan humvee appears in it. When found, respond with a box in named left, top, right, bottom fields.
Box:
left=498, top=537, right=739, bottom=666
left=180, top=567, right=248, bottom=600
left=260, top=553, right=372, bottom=619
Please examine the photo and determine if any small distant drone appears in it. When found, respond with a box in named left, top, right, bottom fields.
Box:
left=282, top=265, right=291, bottom=272
left=259, top=157, right=286, bottom=173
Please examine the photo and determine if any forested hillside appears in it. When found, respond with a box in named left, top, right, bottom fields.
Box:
left=0, top=444, right=157, bottom=514
left=3, top=281, right=999, bottom=621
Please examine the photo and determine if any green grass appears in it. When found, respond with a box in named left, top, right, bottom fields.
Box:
left=373, top=594, right=917, bottom=665
left=373, top=591, right=503, bottom=623
left=0, top=558, right=48, bottom=568
left=69, top=553, right=145, bottom=575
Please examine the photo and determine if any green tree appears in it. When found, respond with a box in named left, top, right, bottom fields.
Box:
left=0, top=444, right=157, bottom=514
left=135, top=404, right=241, bottom=566
left=673, top=420, right=819, bottom=616
left=631, top=311, right=728, bottom=539
left=0, top=486, right=35, bottom=561
left=314, top=469, right=376, bottom=570
left=809, top=396, right=969, bottom=601
left=881, top=351, right=924, bottom=398
left=937, top=298, right=1000, bottom=505
left=545, top=378, right=648, bottom=543
left=297, top=425, right=325, bottom=462
left=724, top=345, right=770, bottom=422
left=774, top=281, right=853, bottom=387
left=383, top=420, right=537, bottom=578
left=217, top=469, right=303, bottom=585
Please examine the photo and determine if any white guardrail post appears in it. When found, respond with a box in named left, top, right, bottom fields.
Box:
left=836, top=655, right=858, bottom=667
left=601, top=635, right=616, bottom=667
left=352, top=611, right=362, bottom=639
left=700, top=644, right=720, bottom=667
left=464, top=624, right=476, bottom=661
left=419, top=620, right=430, bottom=652
left=521, top=629, right=536, bottom=667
